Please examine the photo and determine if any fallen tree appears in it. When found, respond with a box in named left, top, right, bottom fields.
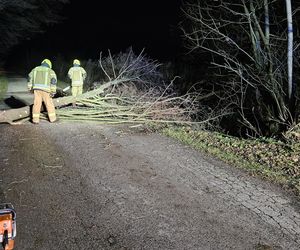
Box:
left=0, top=49, right=222, bottom=127
left=0, top=79, right=127, bottom=124
left=57, top=90, right=198, bottom=124
left=0, top=77, right=219, bottom=126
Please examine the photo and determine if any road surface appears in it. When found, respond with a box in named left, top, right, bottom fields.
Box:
left=0, top=122, right=299, bottom=249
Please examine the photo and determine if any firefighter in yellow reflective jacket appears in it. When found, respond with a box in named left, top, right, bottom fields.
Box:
left=27, top=59, right=57, bottom=124
left=68, top=59, right=87, bottom=99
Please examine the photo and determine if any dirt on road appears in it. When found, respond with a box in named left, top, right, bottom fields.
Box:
left=0, top=122, right=299, bottom=250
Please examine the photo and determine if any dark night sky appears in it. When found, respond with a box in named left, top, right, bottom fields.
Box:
left=7, top=0, right=183, bottom=69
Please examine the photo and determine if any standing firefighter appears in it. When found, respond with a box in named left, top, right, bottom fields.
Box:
left=68, top=59, right=86, bottom=105
left=27, top=59, right=57, bottom=124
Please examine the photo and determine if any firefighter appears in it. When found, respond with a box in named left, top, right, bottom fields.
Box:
left=27, top=59, right=57, bottom=124
left=67, top=59, right=87, bottom=104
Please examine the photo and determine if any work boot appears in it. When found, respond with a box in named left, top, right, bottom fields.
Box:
left=50, top=117, right=59, bottom=123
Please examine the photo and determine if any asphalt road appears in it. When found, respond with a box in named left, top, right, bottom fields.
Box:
left=0, top=122, right=299, bottom=249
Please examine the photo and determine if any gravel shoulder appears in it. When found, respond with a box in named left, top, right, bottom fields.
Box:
left=0, top=122, right=299, bottom=249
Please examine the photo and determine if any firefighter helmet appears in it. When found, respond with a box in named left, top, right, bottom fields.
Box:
left=73, top=59, right=80, bottom=66
left=41, top=59, right=52, bottom=69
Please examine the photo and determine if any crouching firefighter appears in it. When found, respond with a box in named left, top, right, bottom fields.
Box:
left=27, top=59, right=57, bottom=124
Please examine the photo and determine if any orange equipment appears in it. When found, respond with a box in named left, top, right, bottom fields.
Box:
left=0, top=204, right=16, bottom=250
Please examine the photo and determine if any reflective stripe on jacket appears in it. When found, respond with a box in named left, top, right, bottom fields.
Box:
left=68, top=66, right=87, bottom=86
left=28, top=66, right=57, bottom=93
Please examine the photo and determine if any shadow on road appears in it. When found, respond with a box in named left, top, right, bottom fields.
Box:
left=4, top=96, right=28, bottom=109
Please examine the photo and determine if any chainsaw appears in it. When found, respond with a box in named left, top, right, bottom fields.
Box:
left=0, top=204, right=16, bottom=250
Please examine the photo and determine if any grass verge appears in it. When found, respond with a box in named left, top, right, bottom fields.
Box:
left=162, top=126, right=300, bottom=195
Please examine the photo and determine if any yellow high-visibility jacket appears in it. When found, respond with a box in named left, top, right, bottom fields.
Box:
left=28, top=66, right=57, bottom=93
left=68, top=66, right=87, bottom=87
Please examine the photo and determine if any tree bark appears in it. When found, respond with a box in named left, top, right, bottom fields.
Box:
left=286, top=0, right=293, bottom=99
left=264, top=0, right=270, bottom=46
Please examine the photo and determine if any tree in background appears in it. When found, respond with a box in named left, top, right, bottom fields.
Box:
left=181, top=0, right=300, bottom=137
left=0, top=0, right=68, bottom=64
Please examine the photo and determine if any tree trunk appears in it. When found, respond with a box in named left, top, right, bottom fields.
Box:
left=250, top=0, right=262, bottom=66
left=0, top=79, right=126, bottom=124
left=286, top=0, right=293, bottom=100
left=264, top=0, right=270, bottom=47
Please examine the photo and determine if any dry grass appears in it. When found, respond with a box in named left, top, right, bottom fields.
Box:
left=163, top=126, right=300, bottom=195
